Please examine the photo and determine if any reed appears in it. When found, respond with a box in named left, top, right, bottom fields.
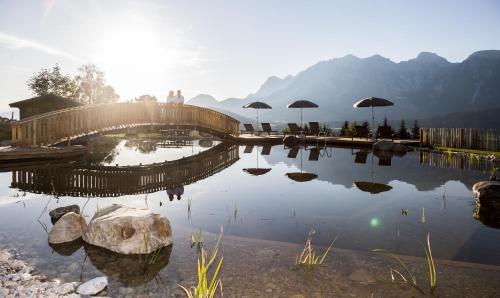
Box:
left=295, top=229, right=337, bottom=272
left=191, top=229, right=204, bottom=248
left=179, top=227, right=224, bottom=298
left=423, top=233, right=437, bottom=293
left=421, top=207, right=426, bottom=224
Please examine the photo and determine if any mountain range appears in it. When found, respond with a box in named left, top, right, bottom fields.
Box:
left=187, top=50, right=500, bottom=128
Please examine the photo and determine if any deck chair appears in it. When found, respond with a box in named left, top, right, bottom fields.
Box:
left=261, top=144, right=272, bottom=155
left=285, top=123, right=301, bottom=136
left=309, top=122, right=327, bottom=136
left=354, top=151, right=369, bottom=164
left=287, top=147, right=299, bottom=158
left=378, top=155, right=392, bottom=166
left=241, top=123, right=255, bottom=135
left=261, top=123, right=278, bottom=135
left=377, top=126, right=394, bottom=140
left=243, top=145, right=254, bottom=154
left=308, top=148, right=320, bottom=161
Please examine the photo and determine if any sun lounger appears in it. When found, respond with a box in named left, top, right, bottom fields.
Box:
left=261, top=122, right=278, bottom=135
left=354, top=151, right=369, bottom=164
left=309, top=122, right=327, bottom=136
left=243, top=145, right=254, bottom=154
left=285, top=123, right=302, bottom=136
left=242, top=123, right=256, bottom=135
left=352, top=125, right=370, bottom=140
left=261, top=145, right=272, bottom=155
left=308, top=148, right=320, bottom=161
left=287, top=147, right=299, bottom=158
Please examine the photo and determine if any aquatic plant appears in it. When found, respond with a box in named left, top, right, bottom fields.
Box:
left=401, top=208, right=408, bottom=215
left=295, top=229, right=337, bottom=272
left=179, top=227, right=224, bottom=298
left=373, top=233, right=437, bottom=294
left=421, top=207, right=426, bottom=224
left=191, top=229, right=204, bottom=248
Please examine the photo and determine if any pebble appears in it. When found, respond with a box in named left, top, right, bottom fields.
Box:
left=76, top=276, right=108, bottom=296
left=348, top=268, right=375, bottom=283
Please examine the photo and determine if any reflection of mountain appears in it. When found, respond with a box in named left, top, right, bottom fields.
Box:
left=263, top=146, right=489, bottom=190
left=10, top=143, right=239, bottom=197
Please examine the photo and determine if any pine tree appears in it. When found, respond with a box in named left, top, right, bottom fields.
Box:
left=411, top=120, right=420, bottom=139
left=340, top=121, right=349, bottom=136
left=349, top=121, right=358, bottom=136
left=398, top=119, right=408, bottom=139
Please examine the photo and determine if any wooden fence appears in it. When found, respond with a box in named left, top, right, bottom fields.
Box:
left=419, top=150, right=494, bottom=173
left=420, top=128, right=500, bottom=152
left=10, top=102, right=240, bottom=147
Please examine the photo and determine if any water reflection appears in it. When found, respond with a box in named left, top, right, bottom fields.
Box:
left=284, top=145, right=321, bottom=182
left=9, top=142, right=239, bottom=197
left=242, top=145, right=272, bottom=176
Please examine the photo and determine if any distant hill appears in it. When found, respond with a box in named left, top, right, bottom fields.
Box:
left=188, top=50, right=500, bottom=126
left=420, top=108, right=500, bottom=129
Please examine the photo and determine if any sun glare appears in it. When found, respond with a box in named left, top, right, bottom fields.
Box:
left=92, top=22, right=177, bottom=100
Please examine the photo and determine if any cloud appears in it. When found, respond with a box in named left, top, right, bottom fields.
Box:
left=0, top=32, right=82, bottom=62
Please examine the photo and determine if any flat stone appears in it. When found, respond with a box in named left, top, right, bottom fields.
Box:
left=76, top=276, right=108, bottom=296
left=0, top=250, right=12, bottom=262
left=54, top=282, right=78, bottom=295
left=49, top=205, right=80, bottom=224
left=48, top=212, right=86, bottom=244
left=348, top=268, right=375, bottom=283
left=473, top=181, right=500, bottom=210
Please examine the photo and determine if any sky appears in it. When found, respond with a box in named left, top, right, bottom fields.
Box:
left=1, top=0, right=500, bottom=112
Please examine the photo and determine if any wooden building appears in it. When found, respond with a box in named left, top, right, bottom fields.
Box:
left=9, top=94, right=83, bottom=120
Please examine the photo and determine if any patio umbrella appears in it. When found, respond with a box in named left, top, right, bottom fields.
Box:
left=242, top=145, right=271, bottom=176
left=285, top=146, right=318, bottom=182
left=353, top=97, right=393, bottom=139
left=243, top=101, right=272, bottom=135
left=286, top=100, right=319, bottom=129
left=352, top=181, right=392, bottom=194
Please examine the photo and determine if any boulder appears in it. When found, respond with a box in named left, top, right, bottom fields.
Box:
left=373, top=140, right=392, bottom=151
left=49, top=205, right=80, bottom=224
left=83, top=204, right=172, bottom=255
left=76, top=276, right=108, bottom=296
left=48, top=212, right=86, bottom=244
left=473, top=181, right=500, bottom=210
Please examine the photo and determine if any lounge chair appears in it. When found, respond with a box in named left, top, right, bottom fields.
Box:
left=377, top=126, right=394, bottom=140
left=287, top=147, right=299, bottom=158
left=243, top=145, right=254, bottom=154
left=261, top=145, right=272, bottom=155
left=308, top=148, right=320, bottom=161
left=309, top=122, right=327, bottom=136
left=241, top=123, right=256, bottom=135
left=352, top=125, right=370, bottom=140
left=285, top=123, right=302, bottom=136
left=354, top=151, right=369, bottom=164
left=261, top=123, right=278, bottom=135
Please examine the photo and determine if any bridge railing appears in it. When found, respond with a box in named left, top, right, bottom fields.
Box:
left=10, top=102, right=240, bottom=147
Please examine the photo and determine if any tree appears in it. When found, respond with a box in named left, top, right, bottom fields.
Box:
left=349, top=120, right=358, bottom=136
left=411, top=120, right=420, bottom=139
left=398, top=119, right=408, bottom=139
left=27, top=64, right=78, bottom=97
left=74, top=64, right=119, bottom=104
left=135, top=95, right=158, bottom=102
left=340, top=121, right=349, bottom=136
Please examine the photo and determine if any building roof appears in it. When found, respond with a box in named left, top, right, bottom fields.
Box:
left=9, top=94, right=83, bottom=108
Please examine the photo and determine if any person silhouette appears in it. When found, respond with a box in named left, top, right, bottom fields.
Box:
left=176, top=90, right=184, bottom=104
left=166, top=90, right=175, bottom=104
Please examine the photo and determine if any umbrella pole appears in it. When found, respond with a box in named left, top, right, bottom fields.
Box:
left=372, top=105, right=375, bottom=140
left=257, top=109, right=259, bottom=136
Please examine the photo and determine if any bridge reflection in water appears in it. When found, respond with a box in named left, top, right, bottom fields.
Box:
left=10, top=143, right=239, bottom=197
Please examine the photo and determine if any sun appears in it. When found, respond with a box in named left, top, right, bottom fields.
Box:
left=92, top=21, right=174, bottom=100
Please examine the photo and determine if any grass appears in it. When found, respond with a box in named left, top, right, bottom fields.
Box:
left=179, top=227, right=224, bottom=298
left=373, top=233, right=437, bottom=294
left=434, top=146, right=500, bottom=157
left=191, top=229, right=203, bottom=248
left=295, top=229, right=338, bottom=272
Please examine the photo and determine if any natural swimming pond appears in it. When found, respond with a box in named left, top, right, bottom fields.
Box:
left=0, top=135, right=499, bottom=295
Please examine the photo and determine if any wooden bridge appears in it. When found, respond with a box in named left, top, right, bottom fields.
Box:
left=10, top=143, right=239, bottom=197
left=10, top=102, right=240, bottom=147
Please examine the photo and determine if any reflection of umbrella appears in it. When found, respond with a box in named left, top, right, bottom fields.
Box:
left=243, top=101, right=272, bottom=135
left=353, top=181, right=392, bottom=194
left=242, top=145, right=271, bottom=176
left=286, top=172, right=318, bottom=182
left=353, top=97, right=394, bottom=139
left=285, top=146, right=318, bottom=182
left=286, top=100, right=319, bottom=129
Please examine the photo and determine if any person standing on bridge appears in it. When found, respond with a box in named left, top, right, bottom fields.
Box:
left=166, top=90, right=175, bottom=104
left=175, top=89, right=184, bottom=104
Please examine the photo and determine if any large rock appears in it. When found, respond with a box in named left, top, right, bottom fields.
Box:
left=473, top=181, right=500, bottom=210
left=83, top=204, right=172, bottom=255
left=49, top=205, right=80, bottom=224
left=48, top=212, right=86, bottom=244
left=76, top=276, right=108, bottom=296
left=373, top=140, right=393, bottom=151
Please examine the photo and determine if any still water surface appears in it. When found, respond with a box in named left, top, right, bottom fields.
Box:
left=0, top=136, right=498, bottom=286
